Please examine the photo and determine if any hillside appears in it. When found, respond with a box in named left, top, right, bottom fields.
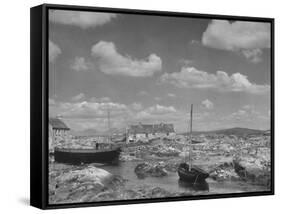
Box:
left=207, top=127, right=265, bottom=136
left=182, top=127, right=266, bottom=136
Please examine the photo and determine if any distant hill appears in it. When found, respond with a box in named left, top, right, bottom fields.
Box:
left=182, top=127, right=266, bottom=136
left=207, top=127, right=265, bottom=136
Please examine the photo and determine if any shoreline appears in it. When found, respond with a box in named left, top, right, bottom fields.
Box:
left=49, top=133, right=271, bottom=204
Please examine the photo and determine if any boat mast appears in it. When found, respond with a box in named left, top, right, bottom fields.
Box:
left=107, top=107, right=111, bottom=143
left=53, top=62, right=56, bottom=99
left=189, top=104, right=193, bottom=171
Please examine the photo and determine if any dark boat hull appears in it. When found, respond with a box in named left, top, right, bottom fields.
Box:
left=54, top=147, right=121, bottom=164
left=178, top=163, right=209, bottom=183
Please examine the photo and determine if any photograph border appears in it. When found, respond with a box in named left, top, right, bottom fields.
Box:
left=30, top=3, right=274, bottom=209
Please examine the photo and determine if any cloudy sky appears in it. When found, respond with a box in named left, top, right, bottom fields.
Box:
left=49, top=9, right=271, bottom=133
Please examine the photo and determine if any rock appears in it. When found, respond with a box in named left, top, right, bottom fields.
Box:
left=134, top=162, right=168, bottom=178
left=49, top=166, right=125, bottom=204
left=233, top=155, right=271, bottom=186
left=209, top=162, right=240, bottom=182
left=162, top=161, right=180, bottom=172
left=124, top=185, right=173, bottom=199
left=119, top=154, right=141, bottom=161
left=56, top=166, right=113, bottom=185
left=151, top=145, right=180, bottom=157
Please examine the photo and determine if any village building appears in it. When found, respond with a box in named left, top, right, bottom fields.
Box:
left=49, top=117, right=70, bottom=153
left=127, top=122, right=175, bottom=142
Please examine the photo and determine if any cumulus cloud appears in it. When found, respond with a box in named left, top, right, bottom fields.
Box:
left=90, top=96, right=111, bottom=103
left=226, top=105, right=259, bottom=121
left=135, top=104, right=177, bottom=120
left=241, top=48, right=263, bottom=63
left=160, top=66, right=269, bottom=94
left=49, top=100, right=128, bottom=132
left=229, top=109, right=248, bottom=120
left=242, top=105, right=252, bottom=110
left=146, top=105, right=176, bottom=114
left=49, top=40, right=61, bottom=63
left=202, top=20, right=270, bottom=50
left=49, top=98, right=181, bottom=131
left=52, top=100, right=175, bottom=121
left=167, top=93, right=176, bottom=98
left=56, top=101, right=128, bottom=119
left=71, top=93, right=85, bottom=101
left=202, top=20, right=270, bottom=63
left=224, top=104, right=269, bottom=124
left=91, top=41, right=162, bottom=77
left=49, top=10, right=117, bottom=29
left=71, top=57, right=89, bottom=71
left=50, top=98, right=215, bottom=132
left=130, top=102, right=143, bottom=111
left=201, top=99, right=214, bottom=109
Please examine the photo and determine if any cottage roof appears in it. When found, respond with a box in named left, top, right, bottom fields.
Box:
left=129, top=123, right=174, bottom=134
left=49, top=118, right=70, bottom=130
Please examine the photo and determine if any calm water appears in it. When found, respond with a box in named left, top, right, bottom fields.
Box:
left=100, top=161, right=268, bottom=195
left=51, top=160, right=268, bottom=196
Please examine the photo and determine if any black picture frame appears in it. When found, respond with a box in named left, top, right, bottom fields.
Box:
left=30, top=3, right=274, bottom=210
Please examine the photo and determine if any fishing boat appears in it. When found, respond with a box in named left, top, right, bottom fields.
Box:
left=177, top=104, right=209, bottom=183
left=54, top=147, right=121, bottom=164
left=54, top=108, right=121, bottom=164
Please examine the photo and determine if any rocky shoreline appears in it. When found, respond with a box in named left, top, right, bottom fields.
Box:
left=49, top=133, right=271, bottom=204
left=49, top=163, right=188, bottom=204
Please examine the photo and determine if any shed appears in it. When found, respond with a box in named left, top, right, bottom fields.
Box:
left=49, top=118, right=70, bottom=152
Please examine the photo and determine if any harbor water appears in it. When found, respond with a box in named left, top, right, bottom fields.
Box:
left=100, top=161, right=267, bottom=195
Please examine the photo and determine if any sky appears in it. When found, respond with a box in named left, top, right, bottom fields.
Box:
left=48, top=9, right=271, bottom=133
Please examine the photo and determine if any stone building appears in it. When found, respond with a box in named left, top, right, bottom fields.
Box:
left=127, top=122, right=175, bottom=142
left=49, top=118, right=70, bottom=153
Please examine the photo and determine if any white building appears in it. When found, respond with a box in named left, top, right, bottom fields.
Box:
left=128, top=122, right=175, bottom=142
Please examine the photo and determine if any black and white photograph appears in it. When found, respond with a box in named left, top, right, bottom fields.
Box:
left=47, top=7, right=273, bottom=205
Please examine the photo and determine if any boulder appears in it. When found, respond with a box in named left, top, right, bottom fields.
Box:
left=134, top=162, right=168, bottom=178
left=162, top=161, right=180, bottom=172
left=49, top=166, right=125, bottom=204
left=56, top=166, right=113, bottom=185
left=152, top=146, right=180, bottom=157
left=209, top=162, right=240, bottom=182
left=233, top=155, right=271, bottom=186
